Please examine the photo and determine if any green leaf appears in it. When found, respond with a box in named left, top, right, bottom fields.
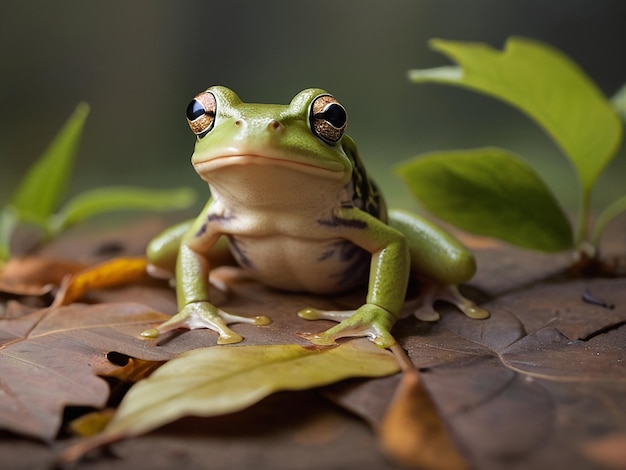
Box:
left=611, top=81, right=626, bottom=123
left=104, top=340, right=399, bottom=438
left=591, top=193, right=626, bottom=247
left=396, top=148, right=574, bottom=252
left=10, top=103, right=90, bottom=226
left=409, top=37, right=623, bottom=198
left=49, top=186, right=197, bottom=235
left=0, top=207, right=18, bottom=264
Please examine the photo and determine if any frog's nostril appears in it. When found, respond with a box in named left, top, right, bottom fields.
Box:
left=235, top=119, right=243, bottom=126
left=268, top=120, right=283, bottom=132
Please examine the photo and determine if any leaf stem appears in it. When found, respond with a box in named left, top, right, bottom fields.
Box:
left=389, top=343, right=416, bottom=372
left=575, top=190, right=594, bottom=258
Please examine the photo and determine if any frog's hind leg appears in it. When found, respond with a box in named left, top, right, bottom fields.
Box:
left=146, top=220, right=236, bottom=293
left=146, top=220, right=193, bottom=280
left=388, top=209, right=489, bottom=322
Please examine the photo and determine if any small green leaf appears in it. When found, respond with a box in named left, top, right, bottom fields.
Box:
left=10, top=103, right=90, bottom=225
left=397, top=148, right=574, bottom=252
left=0, top=207, right=18, bottom=264
left=409, top=37, right=623, bottom=198
left=611, top=81, right=626, bottom=123
left=104, top=340, right=399, bottom=438
left=49, top=186, right=196, bottom=235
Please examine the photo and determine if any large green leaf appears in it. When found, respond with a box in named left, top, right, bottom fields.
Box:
left=104, top=340, right=399, bottom=438
left=10, top=103, right=90, bottom=225
left=409, top=37, right=623, bottom=198
left=396, top=148, right=573, bottom=252
left=49, top=186, right=196, bottom=235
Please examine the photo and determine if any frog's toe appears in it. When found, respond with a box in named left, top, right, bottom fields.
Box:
left=414, top=284, right=489, bottom=321
left=437, top=285, right=489, bottom=320
left=300, top=323, right=393, bottom=348
left=300, top=304, right=397, bottom=349
left=216, top=330, right=244, bottom=345
left=460, top=303, right=490, bottom=319
left=413, top=305, right=441, bottom=322
left=298, top=331, right=337, bottom=346
left=220, top=311, right=272, bottom=326
left=297, top=307, right=356, bottom=322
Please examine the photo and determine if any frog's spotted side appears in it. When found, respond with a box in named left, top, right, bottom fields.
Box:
left=143, top=86, right=489, bottom=348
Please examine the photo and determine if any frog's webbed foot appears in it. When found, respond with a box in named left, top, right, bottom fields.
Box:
left=298, top=304, right=396, bottom=349
left=413, top=283, right=489, bottom=322
left=140, top=301, right=271, bottom=345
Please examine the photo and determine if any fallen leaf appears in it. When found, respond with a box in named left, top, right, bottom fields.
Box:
left=0, top=302, right=175, bottom=441
left=379, top=368, right=468, bottom=470
left=53, top=256, right=149, bottom=306
left=104, top=339, right=399, bottom=438
left=399, top=278, right=626, bottom=469
left=68, top=409, right=116, bottom=437
left=58, top=339, right=400, bottom=464
left=0, top=256, right=85, bottom=296
left=583, top=433, right=626, bottom=470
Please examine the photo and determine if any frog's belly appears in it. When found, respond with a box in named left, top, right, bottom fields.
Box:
left=227, top=235, right=369, bottom=294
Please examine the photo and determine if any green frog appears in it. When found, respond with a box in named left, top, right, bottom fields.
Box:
left=141, top=86, right=488, bottom=348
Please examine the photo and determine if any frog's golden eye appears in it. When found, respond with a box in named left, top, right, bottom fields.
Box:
left=310, top=95, right=347, bottom=144
left=186, top=91, right=217, bottom=137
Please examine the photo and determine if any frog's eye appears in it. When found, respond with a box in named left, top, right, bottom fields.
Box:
left=310, top=95, right=348, bottom=144
left=186, top=91, right=217, bottom=138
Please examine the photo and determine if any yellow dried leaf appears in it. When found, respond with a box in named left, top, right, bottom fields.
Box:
left=53, top=257, right=148, bottom=306
left=69, top=409, right=116, bottom=437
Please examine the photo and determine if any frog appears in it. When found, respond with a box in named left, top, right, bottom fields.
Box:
left=141, top=86, right=488, bottom=349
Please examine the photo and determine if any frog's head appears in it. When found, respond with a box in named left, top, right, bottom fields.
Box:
left=185, top=86, right=355, bottom=195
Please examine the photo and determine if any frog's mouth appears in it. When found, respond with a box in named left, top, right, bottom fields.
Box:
left=193, top=154, right=348, bottom=180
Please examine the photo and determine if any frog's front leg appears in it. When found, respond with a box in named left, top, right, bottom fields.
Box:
left=300, top=208, right=410, bottom=348
left=141, top=214, right=270, bottom=344
left=388, top=209, right=489, bottom=322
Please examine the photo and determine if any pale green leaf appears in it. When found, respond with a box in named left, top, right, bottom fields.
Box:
left=409, top=37, right=623, bottom=197
left=592, top=193, right=626, bottom=247
left=611, top=81, right=626, bottom=123
left=0, top=207, right=18, bottom=264
left=396, top=148, right=573, bottom=252
left=10, top=103, right=90, bottom=225
left=49, top=186, right=196, bottom=235
left=104, top=340, right=399, bottom=437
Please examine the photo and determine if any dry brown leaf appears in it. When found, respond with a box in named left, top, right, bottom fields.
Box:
left=326, top=277, right=626, bottom=469
left=0, top=256, right=85, bottom=296
left=583, top=433, right=626, bottom=470
left=0, top=302, right=176, bottom=441
left=380, top=368, right=468, bottom=470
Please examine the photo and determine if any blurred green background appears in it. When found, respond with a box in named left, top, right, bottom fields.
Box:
left=1, top=0, right=625, bottom=217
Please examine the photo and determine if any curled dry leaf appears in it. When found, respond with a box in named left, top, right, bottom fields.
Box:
left=53, top=256, right=149, bottom=307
